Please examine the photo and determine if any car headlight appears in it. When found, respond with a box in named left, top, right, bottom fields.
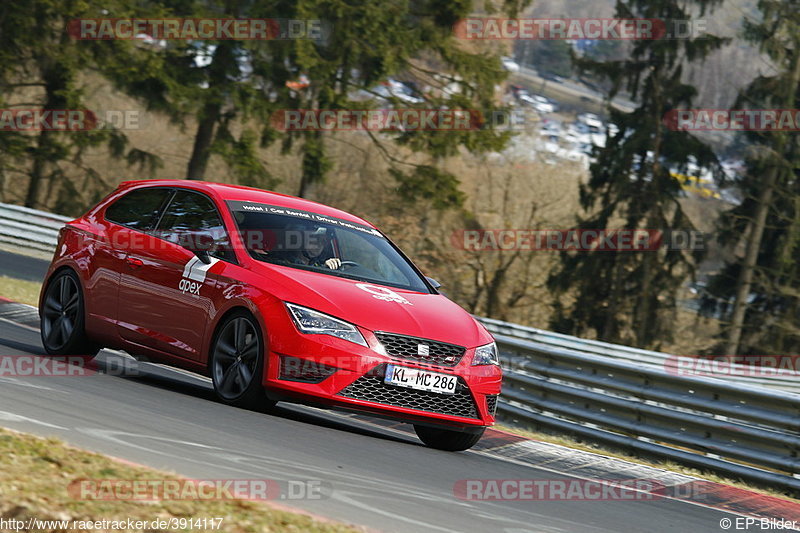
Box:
left=472, top=342, right=500, bottom=366
left=285, top=303, right=367, bottom=347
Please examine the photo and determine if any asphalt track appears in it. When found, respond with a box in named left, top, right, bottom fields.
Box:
left=0, top=249, right=50, bottom=282
left=0, top=252, right=756, bottom=532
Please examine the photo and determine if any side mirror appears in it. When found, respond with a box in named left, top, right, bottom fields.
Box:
left=426, top=276, right=441, bottom=290
left=194, top=249, right=212, bottom=265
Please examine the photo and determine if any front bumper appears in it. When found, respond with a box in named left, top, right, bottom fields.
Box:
left=265, top=319, right=502, bottom=428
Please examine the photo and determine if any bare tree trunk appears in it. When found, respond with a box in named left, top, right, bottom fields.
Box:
left=634, top=250, right=655, bottom=346
left=298, top=130, right=325, bottom=198
left=724, top=167, right=777, bottom=355
left=185, top=39, right=235, bottom=181
left=25, top=132, right=50, bottom=208
left=185, top=102, right=220, bottom=180
left=25, top=61, right=67, bottom=208
left=601, top=255, right=624, bottom=342
left=724, top=49, right=800, bottom=355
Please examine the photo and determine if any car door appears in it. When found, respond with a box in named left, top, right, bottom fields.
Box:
left=116, top=189, right=235, bottom=361
left=98, top=187, right=175, bottom=339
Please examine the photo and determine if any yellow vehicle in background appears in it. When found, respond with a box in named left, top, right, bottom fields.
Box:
left=671, top=172, right=721, bottom=199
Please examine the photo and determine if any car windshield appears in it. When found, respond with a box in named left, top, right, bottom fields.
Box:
left=228, top=201, right=430, bottom=293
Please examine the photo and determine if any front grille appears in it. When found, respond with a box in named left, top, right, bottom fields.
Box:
left=338, top=365, right=479, bottom=419
left=374, top=332, right=466, bottom=367
left=486, top=394, right=498, bottom=416
left=279, top=356, right=337, bottom=384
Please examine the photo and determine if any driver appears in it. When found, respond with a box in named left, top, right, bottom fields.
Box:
left=288, top=225, right=342, bottom=270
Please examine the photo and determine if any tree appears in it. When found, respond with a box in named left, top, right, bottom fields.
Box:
left=282, top=0, right=528, bottom=201
left=709, top=0, right=800, bottom=355
left=100, top=0, right=281, bottom=187
left=0, top=0, right=162, bottom=211
left=547, top=0, right=726, bottom=348
left=123, top=0, right=527, bottom=207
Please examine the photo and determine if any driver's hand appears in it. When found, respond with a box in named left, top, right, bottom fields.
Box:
left=325, top=258, right=342, bottom=269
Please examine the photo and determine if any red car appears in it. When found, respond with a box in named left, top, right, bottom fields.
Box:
left=38, top=180, right=501, bottom=450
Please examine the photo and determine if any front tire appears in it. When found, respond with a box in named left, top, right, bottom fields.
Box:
left=210, top=311, right=274, bottom=410
left=40, top=270, right=97, bottom=356
left=414, top=424, right=486, bottom=451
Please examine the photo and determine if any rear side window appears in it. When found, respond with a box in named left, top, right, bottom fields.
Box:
left=156, top=190, right=235, bottom=262
left=105, top=188, right=172, bottom=231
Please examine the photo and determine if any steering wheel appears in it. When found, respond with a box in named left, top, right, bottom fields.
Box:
left=339, top=260, right=361, bottom=269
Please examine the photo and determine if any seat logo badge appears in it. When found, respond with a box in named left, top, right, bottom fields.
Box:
left=355, top=283, right=412, bottom=305
left=418, top=344, right=430, bottom=356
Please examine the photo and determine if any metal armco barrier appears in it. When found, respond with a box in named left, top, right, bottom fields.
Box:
left=2, top=201, right=798, bottom=492
left=480, top=316, right=800, bottom=394
left=0, top=202, right=70, bottom=252
left=485, top=332, right=800, bottom=493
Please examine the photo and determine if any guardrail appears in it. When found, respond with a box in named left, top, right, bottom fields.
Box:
left=481, top=329, right=800, bottom=493
left=0, top=202, right=70, bottom=252
left=480, top=316, right=800, bottom=394
left=1, top=201, right=798, bottom=493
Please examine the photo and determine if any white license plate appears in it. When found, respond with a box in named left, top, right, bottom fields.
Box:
left=384, top=364, right=457, bottom=395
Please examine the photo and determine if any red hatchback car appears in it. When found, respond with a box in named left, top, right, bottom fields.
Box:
left=39, top=180, right=501, bottom=450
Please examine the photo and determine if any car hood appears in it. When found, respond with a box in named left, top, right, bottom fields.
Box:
left=251, top=263, right=491, bottom=348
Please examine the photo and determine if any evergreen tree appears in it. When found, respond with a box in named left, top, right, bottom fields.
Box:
left=547, top=0, right=726, bottom=348
left=705, top=0, right=800, bottom=355
left=128, top=0, right=528, bottom=204
left=0, top=0, right=162, bottom=211
left=277, top=0, right=527, bottom=201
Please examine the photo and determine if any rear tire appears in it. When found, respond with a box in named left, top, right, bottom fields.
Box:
left=40, top=269, right=98, bottom=357
left=414, top=424, right=486, bottom=451
left=210, top=311, right=275, bottom=410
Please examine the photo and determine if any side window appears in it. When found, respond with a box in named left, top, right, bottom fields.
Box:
left=104, top=188, right=172, bottom=231
left=156, top=190, right=235, bottom=262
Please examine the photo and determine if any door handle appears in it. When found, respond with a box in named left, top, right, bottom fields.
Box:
left=126, top=256, right=143, bottom=269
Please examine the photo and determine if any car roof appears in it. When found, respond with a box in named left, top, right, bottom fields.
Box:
left=117, top=179, right=377, bottom=229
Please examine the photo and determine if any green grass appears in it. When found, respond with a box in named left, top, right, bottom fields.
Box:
left=0, top=428, right=358, bottom=533
left=0, top=275, right=41, bottom=306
